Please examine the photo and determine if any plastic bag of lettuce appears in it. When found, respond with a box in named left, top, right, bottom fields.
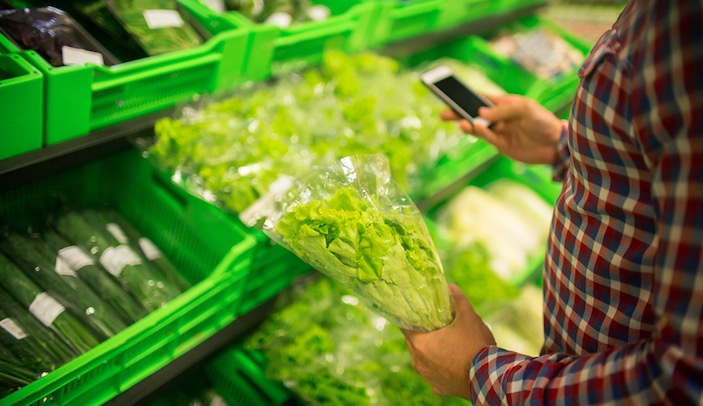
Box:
left=241, top=154, right=454, bottom=332
left=243, top=274, right=469, bottom=406
left=147, top=50, right=506, bottom=214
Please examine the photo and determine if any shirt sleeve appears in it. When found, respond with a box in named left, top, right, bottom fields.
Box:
left=469, top=3, right=703, bottom=404
left=551, top=120, right=571, bottom=182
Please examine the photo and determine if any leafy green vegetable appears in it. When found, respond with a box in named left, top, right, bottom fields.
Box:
left=244, top=275, right=469, bottom=406
left=274, top=185, right=453, bottom=332
left=149, top=50, right=473, bottom=214
left=0, top=253, right=101, bottom=354
left=107, top=0, right=202, bottom=55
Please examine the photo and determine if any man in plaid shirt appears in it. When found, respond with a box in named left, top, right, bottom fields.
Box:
left=403, top=1, right=703, bottom=404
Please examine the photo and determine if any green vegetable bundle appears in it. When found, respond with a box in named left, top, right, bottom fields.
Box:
left=107, top=0, right=202, bottom=55
left=53, top=211, right=179, bottom=312
left=0, top=232, right=128, bottom=339
left=244, top=275, right=468, bottom=405
left=0, top=253, right=101, bottom=354
left=242, top=154, right=454, bottom=331
left=149, top=50, right=478, bottom=214
left=42, top=230, right=148, bottom=324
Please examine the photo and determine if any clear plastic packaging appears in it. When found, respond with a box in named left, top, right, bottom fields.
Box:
left=241, top=154, right=455, bottom=332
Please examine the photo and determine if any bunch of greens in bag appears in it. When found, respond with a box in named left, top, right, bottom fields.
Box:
left=107, top=0, right=202, bottom=55
left=241, top=154, right=454, bottom=331
left=244, top=275, right=469, bottom=405
left=149, top=50, right=485, bottom=214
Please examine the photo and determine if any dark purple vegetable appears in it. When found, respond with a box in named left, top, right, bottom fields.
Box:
left=0, top=6, right=119, bottom=67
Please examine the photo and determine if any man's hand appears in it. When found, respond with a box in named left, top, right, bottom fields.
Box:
left=442, top=94, right=563, bottom=165
left=402, top=285, right=496, bottom=399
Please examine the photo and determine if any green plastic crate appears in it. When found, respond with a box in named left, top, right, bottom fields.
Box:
left=0, top=53, right=42, bottom=161
left=217, top=0, right=378, bottom=81
left=204, top=346, right=293, bottom=406
left=369, top=0, right=444, bottom=47
left=0, top=0, right=250, bottom=146
left=0, top=148, right=261, bottom=406
left=425, top=155, right=562, bottom=286
left=436, top=0, right=499, bottom=34
left=240, top=238, right=311, bottom=315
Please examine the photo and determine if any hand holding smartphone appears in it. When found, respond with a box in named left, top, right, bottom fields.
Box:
left=420, top=65, right=494, bottom=129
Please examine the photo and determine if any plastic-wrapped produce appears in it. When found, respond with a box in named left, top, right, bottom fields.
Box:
left=0, top=232, right=128, bottom=339
left=52, top=210, right=180, bottom=312
left=222, top=0, right=330, bottom=27
left=241, top=154, right=454, bottom=332
left=490, top=28, right=584, bottom=80
left=106, top=0, right=203, bottom=55
left=0, top=7, right=119, bottom=67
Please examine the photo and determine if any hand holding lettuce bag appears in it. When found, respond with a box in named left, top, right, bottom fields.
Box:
left=241, top=154, right=454, bottom=331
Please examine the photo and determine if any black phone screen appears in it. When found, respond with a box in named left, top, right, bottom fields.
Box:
left=434, top=76, right=487, bottom=117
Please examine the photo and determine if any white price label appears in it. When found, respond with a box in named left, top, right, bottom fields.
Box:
left=143, top=9, right=184, bottom=29
left=54, top=256, right=78, bottom=278
left=0, top=318, right=28, bottom=340
left=139, top=238, right=163, bottom=261
left=61, top=46, right=105, bottom=66
left=201, top=0, right=225, bottom=13
left=58, top=245, right=95, bottom=271
left=265, top=12, right=292, bottom=28
left=100, top=245, right=142, bottom=277
left=106, top=223, right=129, bottom=244
left=29, top=293, right=65, bottom=328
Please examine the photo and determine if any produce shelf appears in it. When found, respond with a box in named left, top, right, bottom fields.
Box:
left=0, top=148, right=264, bottom=405
left=217, top=0, right=378, bottom=81
left=0, top=0, right=250, bottom=147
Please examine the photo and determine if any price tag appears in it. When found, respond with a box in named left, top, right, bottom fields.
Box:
left=29, top=293, right=66, bottom=328
left=0, top=318, right=28, bottom=340
left=62, top=46, right=104, bottom=66
left=58, top=245, right=95, bottom=271
left=54, top=256, right=78, bottom=278
left=265, top=12, right=292, bottom=28
left=144, top=9, right=184, bottom=29
left=106, top=223, right=129, bottom=244
left=100, top=245, right=142, bottom=277
left=139, top=238, right=163, bottom=261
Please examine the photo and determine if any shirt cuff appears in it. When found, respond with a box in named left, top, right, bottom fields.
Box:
left=469, top=346, right=533, bottom=405
left=552, top=120, right=571, bottom=182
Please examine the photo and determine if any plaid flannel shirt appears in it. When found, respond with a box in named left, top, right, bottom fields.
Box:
left=469, top=1, right=703, bottom=404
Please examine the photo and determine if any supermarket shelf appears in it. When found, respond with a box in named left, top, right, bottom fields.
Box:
left=106, top=295, right=278, bottom=406
left=379, top=2, right=546, bottom=58
left=0, top=109, right=172, bottom=193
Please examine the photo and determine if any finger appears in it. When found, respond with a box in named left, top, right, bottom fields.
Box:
left=459, top=119, right=476, bottom=134
left=471, top=123, right=508, bottom=151
left=448, top=284, right=478, bottom=320
left=440, top=109, right=461, bottom=121
left=401, top=327, right=421, bottom=340
left=479, top=100, right=527, bottom=123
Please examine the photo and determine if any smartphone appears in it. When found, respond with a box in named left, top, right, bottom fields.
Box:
left=420, top=65, right=494, bottom=128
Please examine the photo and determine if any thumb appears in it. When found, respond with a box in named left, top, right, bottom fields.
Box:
left=449, top=284, right=475, bottom=318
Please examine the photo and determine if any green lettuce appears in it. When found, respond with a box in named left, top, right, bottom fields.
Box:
left=274, top=186, right=453, bottom=331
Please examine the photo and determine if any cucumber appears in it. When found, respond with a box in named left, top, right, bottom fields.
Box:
left=1, top=233, right=127, bottom=339
left=0, top=285, right=77, bottom=368
left=43, top=230, right=148, bottom=324
left=0, top=253, right=101, bottom=354
left=53, top=211, right=178, bottom=312
left=98, top=209, right=191, bottom=292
